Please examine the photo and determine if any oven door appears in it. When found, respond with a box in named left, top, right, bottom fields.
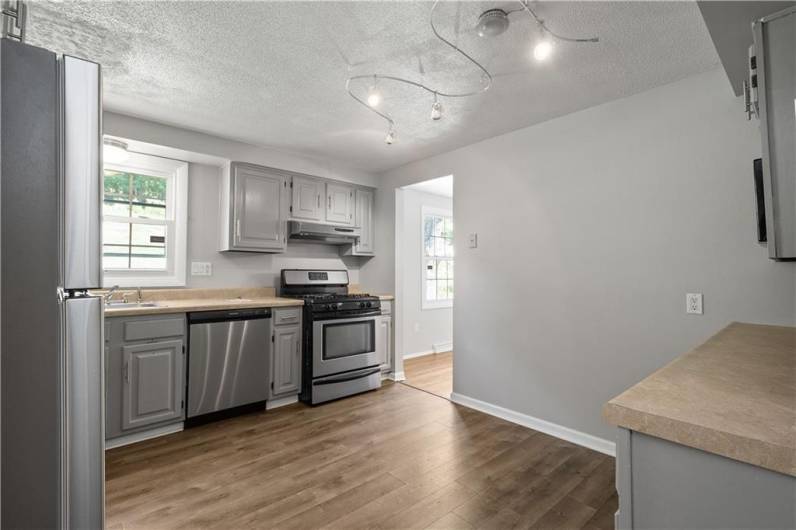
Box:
left=312, top=315, right=380, bottom=378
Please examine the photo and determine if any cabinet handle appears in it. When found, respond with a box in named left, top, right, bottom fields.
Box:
left=328, top=196, right=332, bottom=209
left=235, top=218, right=241, bottom=239
left=317, top=194, right=321, bottom=209
left=124, top=361, right=130, bottom=384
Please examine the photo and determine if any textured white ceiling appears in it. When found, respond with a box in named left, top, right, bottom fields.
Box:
left=27, top=1, right=720, bottom=173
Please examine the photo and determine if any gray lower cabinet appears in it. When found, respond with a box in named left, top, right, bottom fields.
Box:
left=269, top=308, right=302, bottom=399
left=106, top=314, right=186, bottom=440
left=615, top=428, right=796, bottom=529
left=376, top=314, right=392, bottom=372
left=122, top=339, right=184, bottom=430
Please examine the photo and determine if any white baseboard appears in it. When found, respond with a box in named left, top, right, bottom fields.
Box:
left=403, top=349, right=434, bottom=360
left=388, top=371, right=406, bottom=382
left=450, top=392, right=615, bottom=457
left=105, top=422, right=183, bottom=450
left=266, top=395, right=299, bottom=410
left=433, top=341, right=453, bottom=353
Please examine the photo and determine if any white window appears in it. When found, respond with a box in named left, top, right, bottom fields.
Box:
left=422, top=207, right=453, bottom=309
left=102, top=151, right=188, bottom=287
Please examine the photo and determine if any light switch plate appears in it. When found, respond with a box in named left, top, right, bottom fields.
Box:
left=468, top=233, right=478, bottom=249
left=191, top=262, right=213, bottom=276
left=686, top=293, right=703, bottom=315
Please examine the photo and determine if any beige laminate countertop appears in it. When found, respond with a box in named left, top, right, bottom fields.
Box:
left=603, top=322, right=796, bottom=477
left=99, top=287, right=303, bottom=317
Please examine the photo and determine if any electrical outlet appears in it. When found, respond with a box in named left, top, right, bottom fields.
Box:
left=191, top=262, right=213, bottom=276
left=686, top=293, right=703, bottom=315
left=468, top=233, right=478, bottom=249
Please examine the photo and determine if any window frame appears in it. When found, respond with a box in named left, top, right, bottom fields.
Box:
left=421, top=206, right=454, bottom=310
left=102, top=151, right=188, bottom=288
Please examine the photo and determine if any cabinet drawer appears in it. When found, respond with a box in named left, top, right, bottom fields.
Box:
left=380, top=301, right=392, bottom=315
left=274, top=307, right=302, bottom=326
left=124, top=317, right=185, bottom=341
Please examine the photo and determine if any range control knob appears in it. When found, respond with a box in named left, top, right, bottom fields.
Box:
left=325, top=304, right=333, bottom=311
left=366, top=302, right=373, bottom=308
left=359, top=302, right=366, bottom=308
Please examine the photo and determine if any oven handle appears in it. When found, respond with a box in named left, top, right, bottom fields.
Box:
left=313, top=367, right=381, bottom=386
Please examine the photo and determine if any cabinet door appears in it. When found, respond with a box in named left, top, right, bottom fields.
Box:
left=376, top=315, right=392, bottom=371
left=353, top=189, right=375, bottom=254
left=232, top=164, right=286, bottom=250
left=122, top=339, right=184, bottom=431
left=271, top=325, right=301, bottom=397
left=326, top=182, right=354, bottom=225
left=291, top=175, right=323, bottom=221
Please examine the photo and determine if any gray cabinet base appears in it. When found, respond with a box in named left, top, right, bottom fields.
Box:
left=616, top=428, right=796, bottom=529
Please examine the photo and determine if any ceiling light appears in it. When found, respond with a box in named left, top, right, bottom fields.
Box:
left=430, top=94, right=443, bottom=121
left=533, top=39, right=553, bottom=61
left=366, top=79, right=382, bottom=107
left=103, top=138, right=129, bottom=163
left=476, top=9, right=510, bottom=38
left=385, top=127, right=396, bottom=145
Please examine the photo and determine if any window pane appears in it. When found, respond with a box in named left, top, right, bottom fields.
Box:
left=103, top=221, right=130, bottom=246
left=435, top=237, right=445, bottom=257
left=437, top=279, right=447, bottom=300
left=444, top=280, right=454, bottom=300
left=426, top=280, right=437, bottom=301
left=444, top=217, right=453, bottom=237
left=103, top=246, right=130, bottom=270
left=425, top=259, right=436, bottom=279
left=104, top=170, right=130, bottom=197
left=424, top=234, right=434, bottom=257
left=130, top=246, right=167, bottom=270
left=437, top=259, right=448, bottom=280
left=131, top=174, right=167, bottom=204
left=424, top=216, right=435, bottom=239
left=103, top=199, right=130, bottom=217
left=433, top=216, right=444, bottom=237
left=448, top=260, right=454, bottom=279
left=131, top=223, right=166, bottom=246
left=445, top=238, right=454, bottom=258
left=131, top=203, right=167, bottom=220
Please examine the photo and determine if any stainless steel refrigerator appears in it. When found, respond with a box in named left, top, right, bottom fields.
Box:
left=1, top=38, right=104, bottom=528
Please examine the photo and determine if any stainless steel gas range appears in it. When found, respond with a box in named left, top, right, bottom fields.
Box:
left=281, top=269, right=382, bottom=405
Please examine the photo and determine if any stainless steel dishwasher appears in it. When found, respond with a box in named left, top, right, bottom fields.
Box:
left=186, top=308, right=272, bottom=424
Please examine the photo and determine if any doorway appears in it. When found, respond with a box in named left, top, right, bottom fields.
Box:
left=394, top=175, right=454, bottom=400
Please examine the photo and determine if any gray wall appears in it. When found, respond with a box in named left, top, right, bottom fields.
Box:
left=398, top=189, right=453, bottom=356
left=103, top=112, right=377, bottom=289
left=360, top=68, right=796, bottom=442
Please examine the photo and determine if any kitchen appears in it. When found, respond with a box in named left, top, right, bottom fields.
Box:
left=1, top=1, right=795, bottom=529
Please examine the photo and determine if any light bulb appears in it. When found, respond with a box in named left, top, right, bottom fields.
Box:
left=103, top=138, right=129, bottom=163
left=367, top=85, right=382, bottom=107
left=430, top=100, right=443, bottom=121
left=385, top=128, right=396, bottom=145
left=533, top=39, right=553, bottom=61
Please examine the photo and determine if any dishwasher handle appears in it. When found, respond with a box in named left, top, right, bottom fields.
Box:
left=188, top=308, right=272, bottom=324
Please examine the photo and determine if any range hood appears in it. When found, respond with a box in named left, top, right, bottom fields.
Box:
left=288, top=221, right=361, bottom=245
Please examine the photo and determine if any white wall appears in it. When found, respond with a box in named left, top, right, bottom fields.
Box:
left=104, top=112, right=377, bottom=289
left=360, top=68, right=796, bottom=443
left=398, top=189, right=453, bottom=356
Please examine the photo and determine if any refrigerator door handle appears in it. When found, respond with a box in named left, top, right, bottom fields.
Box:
left=61, top=55, right=102, bottom=290
left=63, top=295, right=105, bottom=529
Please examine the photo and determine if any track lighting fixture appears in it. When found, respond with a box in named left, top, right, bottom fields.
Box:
left=533, top=39, right=553, bottom=61
left=430, top=94, right=443, bottom=121
left=366, top=77, right=382, bottom=107
left=346, top=0, right=599, bottom=145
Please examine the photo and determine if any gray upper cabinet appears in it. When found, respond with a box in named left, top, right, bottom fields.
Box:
left=326, top=182, right=355, bottom=225
left=271, top=324, right=301, bottom=397
left=354, top=189, right=375, bottom=255
left=291, top=175, right=324, bottom=221
left=122, top=339, right=184, bottom=431
left=753, top=7, right=796, bottom=259
left=220, top=162, right=287, bottom=252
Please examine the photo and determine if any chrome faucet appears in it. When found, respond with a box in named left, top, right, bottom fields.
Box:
left=104, top=285, right=120, bottom=305
left=136, top=287, right=143, bottom=304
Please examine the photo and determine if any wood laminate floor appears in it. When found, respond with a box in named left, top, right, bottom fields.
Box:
left=106, top=382, right=617, bottom=529
left=402, top=351, right=454, bottom=400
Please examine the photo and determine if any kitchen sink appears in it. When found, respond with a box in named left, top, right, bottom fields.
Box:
left=105, top=301, right=160, bottom=308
